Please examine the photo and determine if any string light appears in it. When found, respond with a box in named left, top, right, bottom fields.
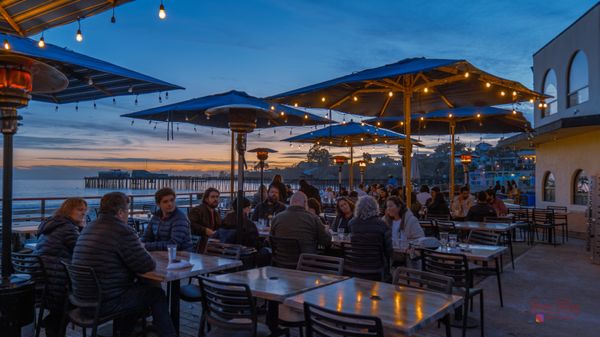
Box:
left=423, top=87, right=428, bottom=93
left=76, top=19, right=83, bottom=42
left=375, top=137, right=379, bottom=142
left=420, top=117, right=424, bottom=121
left=512, top=91, right=517, bottom=96
left=538, top=103, right=543, bottom=108
left=270, top=105, right=275, bottom=110
left=464, top=72, right=470, bottom=78
left=353, top=96, right=358, bottom=101
left=280, top=111, right=285, bottom=116
left=512, top=109, right=517, bottom=115
left=500, top=91, right=506, bottom=96
left=377, top=121, right=381, bottom=126
left=388, top=91, right=393, bottom=97
left=111, top=5, right=116, bottom=23
left=448, top=113, right=453, bottom=118
left=304, top=114, right=308, bottom=119
left=321, top=97, right=326, bottom=102
left=476, top=113, right=481, bottom=118
left=159, top=1, right=167, bottom=19
left=543, top=103, right=548, bottom=108
left=485, top=82, right=491, bottom=88
left=360, top=122, right=365, bottom=126
left=360, top=137, right=364, bottom=141
left=529, top=98, right=535, bottom=103
left=3, top=38, right=10, bottom=50
left=38, top=33, right=45, bottom=48
left=294, top=103, right=298, bottom=107
left=400, top=121, right=404, bottom=126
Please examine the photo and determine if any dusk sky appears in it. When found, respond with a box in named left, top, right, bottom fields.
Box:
left=11, top=0, right=598, bottom=179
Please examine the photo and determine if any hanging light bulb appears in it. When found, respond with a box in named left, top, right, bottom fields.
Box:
left=448, top=113, right=453, bottom=118
left=112, top=97, right=116, bottom=105
left=75, top=19, right=83, bottom=42
left=38, top=33, right=45, bottom=48
left=464, top=72, right=470, bottom=78
left=529, top=98, right=535, bottom=103
left=329, top=140, right=333, bottom=145
left=423, top=87, right=428, bottom=93
left=512, top=109, right=517, bottom=115
left=267, top=120, right=271, bottom=126
left=294, top=103, right=298, bottom=107
left=360, top=122, right=365, bottom=126
left=388, top=91, right=393, bottom=97
left=111, top=6, right=116, bottom=23
left=400, top=121, right=404, bottom=126
left=3, top=38, right=10, bottom=50
left=280, top=111, right=285, bottom=116
left=420, top=117, right=424, bottom=121
left=134, top=95, right=139, bottom=105
left=377, top=121, right=381, bottom=126
left=159, top=1, right=167, bottom=19
left=131, top=120, right=135, bottom=126
left=500, top=91, right=506, bottom=96
left=321, top=97, right=326, bottom=102
left=353, top=96, right=358, bottom=101
left=476, top=113, right=481, bottom=118
left=304, top=114, right=308, bottom=119
left=93, top=101, right=97, bottom=109
left=485, top=82, right=491, bottom=88
left=88, top=78, right=93, bottom=85
left=360, top=137, right=364, bottom=141
left=128, top=86, right=133, bottom=93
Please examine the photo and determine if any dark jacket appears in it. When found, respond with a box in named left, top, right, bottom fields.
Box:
left=270, top=205, right=332, bottom=254
left=142, top=208, right=193, bottom=251
left=216, top=212, right=259, bottom=248
left=34, top=216, right=81, bottom=310
left=300, top=184, right=322, bottom=205
left=467, top=203, right=497, bottom=221
left=72, top=214, right=156, bottom=313
left=427, top=199, right=450, bottom=216
left=251, top=200, right=286, bottom=222
left=189, top=203, right=221, bottom=236
left=348, top=216, right=392, bottom=258
left=331, top=214, right=353, bottom=232
left=269, top=181, right=288, bottom=203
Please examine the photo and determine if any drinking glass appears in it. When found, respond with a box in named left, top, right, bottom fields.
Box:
left=338, top=227, right=346, bottom=240
left=439, top=232, right=449, bottom=248
left=167, top=244, right=177, bottom=263
left=448, top=234, right=458, bottom=248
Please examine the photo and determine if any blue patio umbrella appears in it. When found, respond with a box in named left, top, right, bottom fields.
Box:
left=122, top=90, right=330, bottom=243
left=269, top=57, right=546, bottom=201
left=282, top=121, right=421, bottom=190
left=365, top=106, right=532, bottom=194
left=0, top=35, right=182, bottom=283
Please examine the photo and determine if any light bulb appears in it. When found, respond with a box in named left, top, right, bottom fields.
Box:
left=400, top=121, right=404, bottom=125
left=38, top=36, right=45, bottom=48
left=512, top=91, right=517, bottom=96
left=464, top=72, right=470, bottom=78
left=529, top=98, right=535, bottom=103
left=3, top=39, right=10, bottom=50
left=485, top=82, right=491, bottom=88
left=159, top=3, right=166, bottom=19
left=304, top=114, right=308, bottom=119
left=321, top=97, right=326, bottom=102
left=270, top=105, right=275, bottom=110
left=280, top=111, right=285, bottom=116
left=76, top=29, right=83, bottom=42
left=388, top=91, right=393, bottom=97
left=423, top=87, right=428, bottom=93
left=476, top=113, right=481, bottom=118
left=420, top=117, right=424, bottom=121
left=512, top=110, right=517, bottom=114
left=448, top=113, right=453, bottom=118
left=500, top=91, right=506, bottom=96
left=353, top=96, right=358, bottom=101
left=294, top=103, right=298, bottom=107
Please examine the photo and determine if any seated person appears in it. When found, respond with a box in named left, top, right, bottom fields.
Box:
left=215, top=197, right=259, bottom=248
left=426, top=186, right=450, bottom=216
left=252, top=185, right=286, bottom=222
left=487, top=189, right=508, bottom=216
left=451, top=186, right=475, bottom=218
left=72, top=192, right=175, bottom=337
left=307, top=197, right=328, bottom=225
left=383, top=196, right=424, bottom=242
left=349, top=196, right=392, bottom=259
left=189, top=187, right=221, bottom=238
left=270, top=192, right=332, bottom=254
left=142, top=187, right=193, bottom=251
left=331, top=196, right=354, bottom=232
left=35, top=198, right=88, bottom=336
left=467, top=191, right=497, bottom=221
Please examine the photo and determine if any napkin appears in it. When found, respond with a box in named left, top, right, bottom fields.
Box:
left=166, top=260, right=192, bottom=270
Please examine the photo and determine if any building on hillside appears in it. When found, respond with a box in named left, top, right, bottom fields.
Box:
left=500, top=3, right=600, bottom=237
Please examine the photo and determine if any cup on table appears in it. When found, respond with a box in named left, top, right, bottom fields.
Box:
left=167, top=244, right=177, bottom=263
left=257, top=218, right=266, bottom=229
left=439, top=232, right=449, bottom=248
left=338, top=227, right=346, bottom=240
left=448, top=234, right=458, bottom=248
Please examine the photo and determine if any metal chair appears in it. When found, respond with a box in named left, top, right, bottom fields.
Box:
left=466, top=230, right=504, bottom=307
left=435, top=220, right=458, bottom=235
left=419, top=219, right=438, bottom=237
left=532, top=208, right=559, bottom=246
left=421, top=249, right=484, bottom=337
left=507, top=207, right=531, bottom=243
left=547, top=206, right=569, bottom=243
left=270, top=236, right=302, bottom=269
left=60, top=262, right=148, bottom=337
left=341, top=239, right=386, bottom=281
left=303, top=301, right=384, bottom=337
left=198, top=276, right=274, bottom=337
left=12, top=253, right=48, bottom=337
left=426, top=213, right=451, bottom=221
left=392, top=267, right=453, bottom=337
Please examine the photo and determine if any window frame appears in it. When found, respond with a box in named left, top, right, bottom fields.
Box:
left=573, top=169, right=589, bottom=205
left=543, top=171, right=556, bottom=202
left=567, top=50, right=589, bottom=107
left=542, top=69, right=559, bottom=117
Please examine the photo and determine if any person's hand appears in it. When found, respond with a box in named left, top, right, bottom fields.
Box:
left=206, top=228, right=215, bottom=236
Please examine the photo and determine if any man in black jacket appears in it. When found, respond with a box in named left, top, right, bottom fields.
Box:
left=252, top=185, right=286, bottom=222
left=72, top=192, right=175, bottom=337
left=467, top=191, right=497, bottom=221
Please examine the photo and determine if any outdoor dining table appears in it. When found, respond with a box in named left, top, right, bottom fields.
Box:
left=11, top=224, right=39, bottom=251
left=209, top=266, right=348, bottom=336
left=139, top=251, right=243, bottom=334
left=283, top=277, right=463, bottom=336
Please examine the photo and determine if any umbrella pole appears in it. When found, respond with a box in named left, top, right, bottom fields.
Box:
left=349, top=145, right=354, bottom=191
left=230, top=131, right=235, bottom=200
left=1, top=108, right=17, bottom=281
left=450, top=121, right=456, bottom=198
left=235, top=132, right=247, bottom=244
left=403, top=90, right=413, bottom=209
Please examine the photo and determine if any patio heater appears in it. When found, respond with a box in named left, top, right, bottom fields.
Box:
left=460, top=153, right=473, bottom=186
left=357, top=160, right=367, bottom=185
left=333, top=155, right=348, bottom=192
left=0, top=55, right=68, bottom=336
left=248, top=148, right=277, bottom=203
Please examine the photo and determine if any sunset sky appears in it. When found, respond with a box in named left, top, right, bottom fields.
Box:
left=10, top=0, right=597, bottom=179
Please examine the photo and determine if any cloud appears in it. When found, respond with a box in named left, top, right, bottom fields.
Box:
left=38, top=156, right=232, bottom=166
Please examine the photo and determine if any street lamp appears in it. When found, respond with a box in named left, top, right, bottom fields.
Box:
left=460, top=153, right=473, bottom=186
left=248, top=148, right=277, bottom=203
left=357, top=160, right=367, bottom=184
left=333, top=155, right=348, bottom=192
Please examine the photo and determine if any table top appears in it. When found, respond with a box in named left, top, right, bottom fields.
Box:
left=209, top=266, right=348, bottom=302
left=453, top=221, right=526, bottom=232
left=12, top=224, right=39, bottom=234
left=284, top=277, right=462, bottom=336
left=431, top=243, right=507, bottom=261
left=140, top=251, right=242, bottom=282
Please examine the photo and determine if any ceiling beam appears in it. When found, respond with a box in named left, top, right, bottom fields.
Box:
left=0, top=5, right=24, bottom=36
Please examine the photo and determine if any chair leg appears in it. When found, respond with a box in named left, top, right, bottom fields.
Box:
left=495, top=258, right=504, bottom=307
left=35, top=306, right=44, bottom=337
left=479, top=291, right=484, bottom=337
left=444, top=314, right=452, bottom=337
left=461, top=296, right=469, bottom=337
left=82, top=327, right=87, bottom=337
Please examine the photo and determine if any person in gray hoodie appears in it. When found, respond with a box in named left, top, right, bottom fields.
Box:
left=142, top=187, right=193, bottom=252
left=383, top=196, right=425, bottom=242
left=35, top=197, right=88, bottom=337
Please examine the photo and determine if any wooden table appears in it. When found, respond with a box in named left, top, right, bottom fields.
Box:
left=140, top=251, right=242, bottom=334
left=284, top=278, right=462, bottom=336
left=12, top=224, right=39, bottom=235
left=210, top=266, right=348, bottom=335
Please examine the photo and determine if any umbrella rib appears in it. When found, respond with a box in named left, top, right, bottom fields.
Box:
left=56, top=65, right=114, bottom=97
left=0, top=5, right=24, bottom=36
left=378, top=93, right=394, bottom=117
left=329, top=83, right=374, bottom=109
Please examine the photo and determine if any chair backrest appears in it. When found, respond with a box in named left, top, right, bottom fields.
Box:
left=392, top=267, right=453, bottom=294
left=533, top=208, right=554, bottom=225
left=341, top=239, right=385, bottom=280
left=199, top=277, right=256, bottom=331
left=303, top=302, right=384, bottom=337
left=204, top=242, right=242, bottom=260
left=419, top=220, right=438, bottom=237
left=61, top=262, right=102, bottom=310
left=435, top=220, right=456, bottom=234
left=270, top=236, right=302, bottom=269
left=426, top=214, right=450, bottom=221
left=547, top=205, right=567, bottom=213
left=483, top=217, right=509, bottom=223
left=467, top=230, right=501, bottom=245
left=12, top=253, right=46, bottom=282
left=420, top=249, right=470, bottom=288
left=297, top=254, right=344, bottom=275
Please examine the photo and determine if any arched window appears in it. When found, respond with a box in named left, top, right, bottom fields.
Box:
left=573, top=169, right=589, bottom=205
left=542, top=69, right=558, bottom=116
left=543, top=172, right=555, bottom=202
left=568, top=51, right=589, bottom=107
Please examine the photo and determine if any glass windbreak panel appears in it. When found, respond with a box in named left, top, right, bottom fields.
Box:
left=568, top=87, right=589, bottom=107
left=543, top=69, right=558, bottom=116
left=568, top=51, right=589, bottom=107
left=544, top=172, right=556, bottom=202
left=574, top=170, right=589, bottom=205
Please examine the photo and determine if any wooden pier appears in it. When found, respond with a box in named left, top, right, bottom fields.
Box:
left=84, top=176, right=260, bottom=191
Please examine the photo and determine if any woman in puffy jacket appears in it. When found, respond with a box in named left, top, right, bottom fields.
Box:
left=35, top=197, right=88, bottom=336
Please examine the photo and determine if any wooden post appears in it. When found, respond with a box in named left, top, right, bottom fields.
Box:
left=403, top=78, right=413, bottom=209
left=450, top=121, right=456, bottom=198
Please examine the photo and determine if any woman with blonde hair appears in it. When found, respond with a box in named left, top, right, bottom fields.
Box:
left=35, top=197, right=88, bottom=337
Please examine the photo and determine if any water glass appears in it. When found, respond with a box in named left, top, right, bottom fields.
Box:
left=167, top=244, right=177, bottom=263
left=338, top=227, right=346, bottom=240
left=448, top=234, right=458, bottom=248
left=439, top=232, right=449, bottom=248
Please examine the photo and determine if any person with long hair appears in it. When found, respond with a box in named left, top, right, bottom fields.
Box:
left=348, top=196, right=392, bottom=258
left=331, top=196, right=355, bottom=232
left=35, top=198, right=88, bottom=337
left=426, top=186, right=450, bottom=216
left=383, top=196, right=424, bottom=242
left=189, top=187, right=221, bottom=237
left=307, top=197, right=327, bottom=225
